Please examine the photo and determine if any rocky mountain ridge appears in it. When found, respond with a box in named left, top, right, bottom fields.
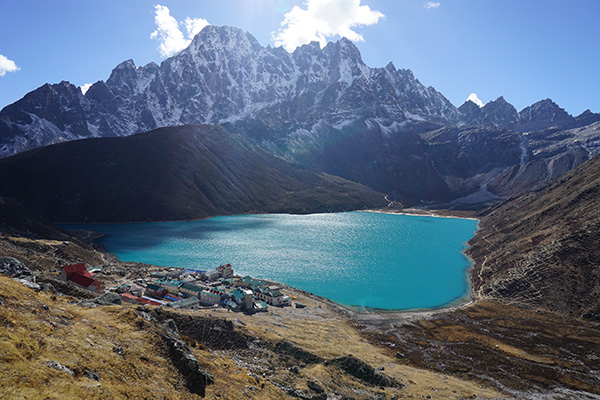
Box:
left=0, top=26, right=457, bottom=158
left=2, top=24, right=600, bottom=207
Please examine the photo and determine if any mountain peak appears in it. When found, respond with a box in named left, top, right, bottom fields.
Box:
left=293, top=40, right=322, bottom=56
left=323, top=37, right=363, bottom=60
left=466, top=93, right=484, bottom=108
left=574, top=109, right=600, bottom=128
left=189, top=24, right=261, bottom=53
left=115, top=59, right=136, bottom=70
left=458, top=95, right=518, bottom=128
left=518, top=98, right=575, bottom=131
left=0, top=22, right=459, bottom=157
left=106, top=59, right=139, bottom=90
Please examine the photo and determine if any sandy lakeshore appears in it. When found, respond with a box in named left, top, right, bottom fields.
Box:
left=362, top=207, right=480, bottom=220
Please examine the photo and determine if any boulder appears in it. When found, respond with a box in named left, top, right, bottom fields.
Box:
left=45, top=360, right=74, bottom=376
left=0, top=257, right=34, bottom=281
left=13, top=278, right=41, bottom=292
left=79, top=291, right=122, bottom=308
left=93, top=291, right=121, bottom=306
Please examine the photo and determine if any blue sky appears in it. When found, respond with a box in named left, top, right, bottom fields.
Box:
left=1, top=0, right=599, bottom=115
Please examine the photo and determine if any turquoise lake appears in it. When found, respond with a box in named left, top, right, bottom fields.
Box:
left=63, top=212, right=478, bottom=310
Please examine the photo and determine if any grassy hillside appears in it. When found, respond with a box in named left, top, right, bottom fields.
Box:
left=0, top=124, right=386, bottom=222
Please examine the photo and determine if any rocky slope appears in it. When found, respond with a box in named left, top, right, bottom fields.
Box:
left=0, top=124, right=385, bottom=222
left=1, top=197, right=599, bottom=399
left=467, top=153, right=600, bottom=321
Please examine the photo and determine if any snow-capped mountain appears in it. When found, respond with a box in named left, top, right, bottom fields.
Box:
left=2, top=24, right=600, bottom=207
left=0, top=25, right=457, bottom=158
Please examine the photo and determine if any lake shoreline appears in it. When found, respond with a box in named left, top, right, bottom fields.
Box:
left=67, top=211, right=478, bottom=314
left=362, top=208, right=480, bottom=221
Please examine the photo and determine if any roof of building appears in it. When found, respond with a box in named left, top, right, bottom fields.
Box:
left=181, top=282, right=205, bottom=293
left=180, top=296, right=199, bottom=306
left=120, top=293, right=140, bottom=300
left=254, top=301, right=269, bottom=310
left=202, top=290, right=221, bottom=298
left=184, top=269, right=204, bottom=274
left=63, top=263, right=94, bottom=278
left=252, top=285, right=283, bottom=298
left=68, top=272, right=96, bottom=288
left=146, top=283, right=164, bottom=292
left=141, top=296, right=166, bottom=306
left=230, top=288, right=245, bottom=300
left=155, top=277, right=182, bottom=286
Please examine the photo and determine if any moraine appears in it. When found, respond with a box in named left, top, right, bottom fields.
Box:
left=63, top=212, right=478, bottom=310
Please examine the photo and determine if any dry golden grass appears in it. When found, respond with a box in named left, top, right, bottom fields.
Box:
left=199, top=290, right=505, bottom=399
left=0, top=275, right=197, bottom=399
left=0, top=274, right=516, bottom=399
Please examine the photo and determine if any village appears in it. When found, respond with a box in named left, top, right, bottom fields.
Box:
left=58, top=262, right=305, bottom=313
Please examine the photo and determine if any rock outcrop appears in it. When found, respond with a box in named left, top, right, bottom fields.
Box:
left=0, top=256, right=34, bottom=281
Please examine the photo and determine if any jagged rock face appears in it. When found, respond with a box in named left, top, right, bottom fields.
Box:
left=487, top=122, right=600, bottom=197
left=575, top=109, right=600, bottom=128
left=0, top=26, right=458, bottom=159
left=458, top=97, right=519, bottom=128
left=0, top=82, right=90, bottom=156
left=457, top=100, right=482, bottom=124
left=0, top=257, right=33, bottom=281
left=518, top=98, right=576, bottom=132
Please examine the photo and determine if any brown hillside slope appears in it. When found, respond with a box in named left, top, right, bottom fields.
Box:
left=467, top=153, right=600, bottom=320
left=0, top=124, right=386, bottom=222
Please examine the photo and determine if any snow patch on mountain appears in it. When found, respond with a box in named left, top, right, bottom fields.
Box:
left=1, top=25, right=460, bottom=158
left=467, top=93, right=484, bottom=107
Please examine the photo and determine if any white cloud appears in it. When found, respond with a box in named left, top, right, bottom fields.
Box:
left=80, top=83, right=93, bottom=95
left=273, top=0, right=384, bottom=52
left=0, top=54, right=20, bottom=77
left=184, top=16, right=210, bottom=39
left=467, top=93, right=484, bottom=107
left=150, top=5, right=210, bottom=58
left=425, top=2, right=441, bottom=9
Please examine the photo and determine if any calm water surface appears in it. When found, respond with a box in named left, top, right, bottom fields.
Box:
left=63, top=212, right=478, bottom=310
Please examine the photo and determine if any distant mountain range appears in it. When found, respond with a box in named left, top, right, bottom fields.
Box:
left=2, top=25, right=600, bottom=209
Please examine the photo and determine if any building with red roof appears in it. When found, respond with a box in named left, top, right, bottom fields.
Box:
left=60, top=264, right=105, bottom=294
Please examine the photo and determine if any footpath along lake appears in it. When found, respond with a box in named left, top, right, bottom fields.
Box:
left=63, top=212, right=478, bottom=310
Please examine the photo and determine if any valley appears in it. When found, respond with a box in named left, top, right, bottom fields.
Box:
left=1, top=13, right=599, bottom=400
